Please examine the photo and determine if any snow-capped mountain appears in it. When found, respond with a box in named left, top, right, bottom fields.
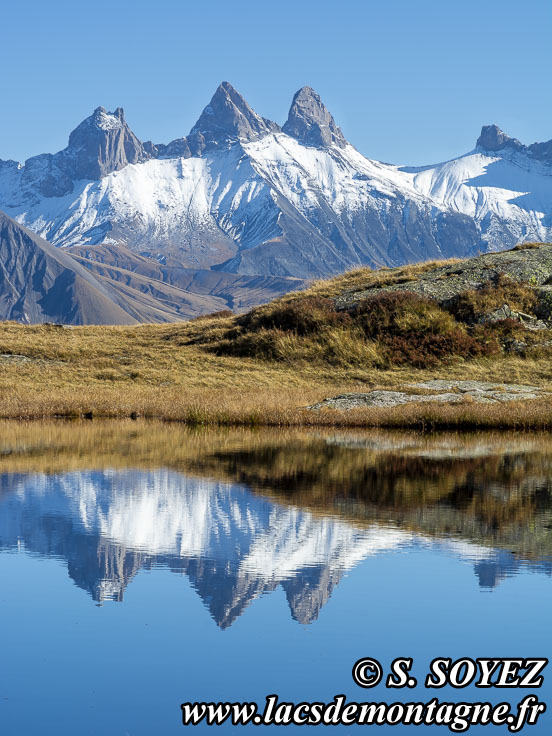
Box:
left=1, top=82, right=551, bottom=279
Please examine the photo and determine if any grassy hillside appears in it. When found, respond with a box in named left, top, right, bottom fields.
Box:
left=2, top=246, right=552, bottom=427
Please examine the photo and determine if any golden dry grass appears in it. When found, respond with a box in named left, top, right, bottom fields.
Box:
left=278, top=258, right=463, bottom=299
left=0, top=319, right=551, bottom=428
left=0, top=250, right=551, bottom=427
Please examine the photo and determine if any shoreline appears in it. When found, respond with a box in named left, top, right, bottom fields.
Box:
left=3, top=388, right=552, bottom=430
left=0, top=420, right=549, bottom=562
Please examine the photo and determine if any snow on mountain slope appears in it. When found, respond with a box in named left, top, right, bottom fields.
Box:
left=403, top=147, right=552, bottom=247
left=1, top=84, right=551, bottom=280
left=245, top=133, right=414, bottom=210
left=0, top=144, right=287, bottom=269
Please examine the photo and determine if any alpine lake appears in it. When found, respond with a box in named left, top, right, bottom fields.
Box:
left=0, top=421, right=550, bottom=734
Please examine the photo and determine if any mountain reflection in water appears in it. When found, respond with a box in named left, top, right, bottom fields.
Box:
left=0, top=423, right=551, bottom=628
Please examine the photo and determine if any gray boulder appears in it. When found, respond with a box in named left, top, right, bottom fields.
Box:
left=478, top=303, right=547, bottom=329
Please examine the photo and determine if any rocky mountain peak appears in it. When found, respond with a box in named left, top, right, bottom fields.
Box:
left=282, top=86, right=346, bottom=149
left=88, top=106, right=126, bottom=131
left=476, top=124, right=523, bottom=153
left=63, top=106, right=150, bottom=180
left=476, top=125, right=552, bottom=165
left=189, top=81, right=279, bottom=152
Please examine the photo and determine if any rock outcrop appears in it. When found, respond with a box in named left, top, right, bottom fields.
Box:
left=335, top=243, right=552, bottom=311
left=309, top=381, right=550, bottom=410
left=477, top=124, right=552, bottom=164
left=476, top=125, right=524, bottom=153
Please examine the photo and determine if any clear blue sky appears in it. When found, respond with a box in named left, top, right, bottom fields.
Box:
left=1, top=0, right=550, bottom=165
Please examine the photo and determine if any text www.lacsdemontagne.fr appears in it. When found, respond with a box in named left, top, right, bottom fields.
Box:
left=181, top=694, right=546, bottom=731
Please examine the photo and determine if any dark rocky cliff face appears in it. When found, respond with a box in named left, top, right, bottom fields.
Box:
left=476, top=124, right=524, bottom=153
left=20, top=106, right=152, bottom=197
left=477, top=124, right=552, bottom=164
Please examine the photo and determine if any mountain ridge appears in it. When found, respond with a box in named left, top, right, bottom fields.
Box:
left=1, top=83, right=551, bottom=282
left=0, top=211, right=138, bottom=324
left=0, top=212, right=304, bottom=324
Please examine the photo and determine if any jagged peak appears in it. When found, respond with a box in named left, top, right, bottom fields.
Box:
left=60, top=106, right=150, bottom=181
left=283, top=86, right=346, bottom=149
left=189, top=81, right=279, bottom=151
left=476, top=124, right=552, bottom=165
left=476, top=124, right=523, bottom=153
left=18, top=106, right=150, bottom=194
left=70, top=107, right=127, bottom=141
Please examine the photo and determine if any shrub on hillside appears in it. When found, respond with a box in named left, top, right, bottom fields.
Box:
left=381, top=330, right=496, bottom=367
left=351, top=291, right=456, bottom=338
left=239, top=296, right=351, bottom=335
left=350, top=291, right=496, bottom=366
left=447, top=275, right=537, bottom=324
left=210, top=288, right=500, bottom=367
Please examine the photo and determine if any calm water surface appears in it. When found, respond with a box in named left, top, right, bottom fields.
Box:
left=0, top=423, right=550, bottom=734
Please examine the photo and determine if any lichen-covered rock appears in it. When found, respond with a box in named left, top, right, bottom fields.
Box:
left=478, top=303, right=515, bottom=323
left=503, top=338, right=529, bottom=355
left=409, top=380, right=543, bottom=394
left=308, top=380, right=550, bottom=410
left=309, top=391, right=464, bottom=410
left=335, top=244, right=552, bottom=312
left=478, top=303, right=548, bottom=329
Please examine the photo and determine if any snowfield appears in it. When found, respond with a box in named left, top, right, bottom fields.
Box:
left=404, top=148, right=552, bottom=242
